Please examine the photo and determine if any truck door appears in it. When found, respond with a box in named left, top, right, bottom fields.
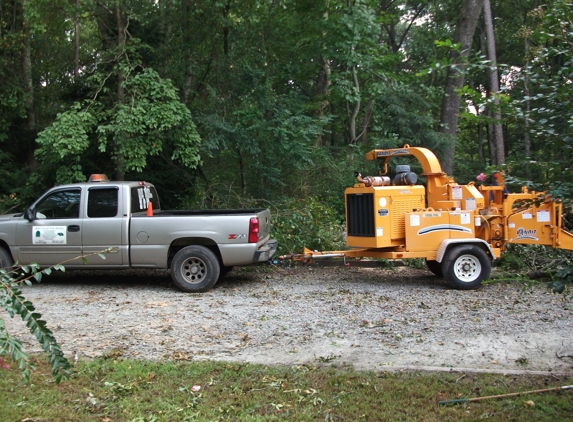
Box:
left=81, top=186, right=125, bottom=266
left=15, top=188, right=84, bottom=266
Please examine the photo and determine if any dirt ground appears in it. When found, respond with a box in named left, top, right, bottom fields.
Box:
left=4, top=265, right=573, bottom=375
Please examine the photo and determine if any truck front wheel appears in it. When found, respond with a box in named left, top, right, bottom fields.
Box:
left=0, top=246, right=14, bottom=274
left=170, top=246, right=221, bottom=293
left=441, top=245, right=491, bottom=290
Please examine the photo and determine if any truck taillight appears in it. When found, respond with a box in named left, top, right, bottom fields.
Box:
left=248, top=217, right=259, bottom=243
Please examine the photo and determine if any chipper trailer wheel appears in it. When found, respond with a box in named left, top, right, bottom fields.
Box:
left=441, top=245, right=491, bottom=290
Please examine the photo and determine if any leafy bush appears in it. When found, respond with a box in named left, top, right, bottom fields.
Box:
left=495, top=244, right=573, bottom=293
left=270, top=196, right=346, bottom=255
left=552, top=266, right=573, bottom=294
left=494, top=245, right=532, bottom=271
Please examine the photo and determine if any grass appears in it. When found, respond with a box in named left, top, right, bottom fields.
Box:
left=1, top=356, right=572, bottom=421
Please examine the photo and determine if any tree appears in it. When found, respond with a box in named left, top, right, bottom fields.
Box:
left=439, top=0, right=484, bottom=175
left=36, top=68, right=202, bottom=184
left=483, top=0, right=504, bottom=166
left=509, top=2, right=573, bottom=201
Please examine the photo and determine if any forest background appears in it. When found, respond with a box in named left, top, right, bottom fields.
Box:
left=1, top=0, right=573, bottom=255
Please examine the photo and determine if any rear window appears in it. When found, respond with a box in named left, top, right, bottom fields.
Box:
left=131, top=185, right=160, bottom=213
left=87, top=187, right=118, bottom=218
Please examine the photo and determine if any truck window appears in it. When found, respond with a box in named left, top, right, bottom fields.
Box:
left=87, top=187, right=118, bottom=218
left=35, top=189, right=81, bottom=219
left=131, top=186, right=160, bottom=213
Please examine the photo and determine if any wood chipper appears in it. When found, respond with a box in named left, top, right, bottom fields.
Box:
left=282, top=144, right=573, bottom=289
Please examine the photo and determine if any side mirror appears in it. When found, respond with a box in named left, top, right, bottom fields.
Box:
left=24, top=208, right=36, bottom=222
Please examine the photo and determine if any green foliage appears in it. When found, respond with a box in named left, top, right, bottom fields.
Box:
left=199, top=89, right=330, bottom=199
left=493, top=244, right=573, bottom=294
left=37, top=103, right=95, bottom=161
left=98, top=68, right=201, bottom=172
left=36, top=67, right=201, bottom=184
left=552, top=266, right=573, bottom=294
left=367, top=81, right=447, bottom=153
left=495, top=2, right=573, bottom=204
left=0, top=263, right=71, bottom=384
left=495, top=250, right=529, bottom=272
left=271, top=197, right=346, bottom=255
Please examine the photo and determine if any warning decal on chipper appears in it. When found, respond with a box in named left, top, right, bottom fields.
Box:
left=418, top=224, right=472, bottom=235
left=33, top=226, right=67, bottom=244
left=376, top=149, right=410, bottom=157
left=423, top=212, right=442, bottom=218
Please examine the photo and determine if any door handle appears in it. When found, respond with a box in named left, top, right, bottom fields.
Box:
left=68, top=225, right=80, bottom=232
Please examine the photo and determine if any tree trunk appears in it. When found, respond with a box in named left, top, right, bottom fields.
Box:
left=237, top=147, right=246, bottom=194
left=115, top=0, right=126, bottom=181
left=348, top=63, right=360, bottom=144
left=22, top=19, right=37, bottom=170
left=477, top=121, right=485, bottom=166
left=483, top=0, right=504, bottom=165
left=315, top=56, right=331, bottom=148
left=180, top=0, right=195, bottom=104
left=487, top=108, right=495, bottom=164
left=470, top=98, right=485, bottom=166
left=73, top=0, right=80, bottom=81
left=439, top=0, right=484, bottom=175
left=381, top=2, right=426, bottom=54
left=223, top=0, right=231, bottom=57
left=523, top=36, right=531, bottom=178
left=361, top=99, right=373, bottom=145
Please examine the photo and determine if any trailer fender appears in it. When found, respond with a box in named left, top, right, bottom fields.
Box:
left=435, top=239, right=496, bottom=263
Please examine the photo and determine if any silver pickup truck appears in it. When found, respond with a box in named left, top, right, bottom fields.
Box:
left=0, top=175, right=277, bottom=292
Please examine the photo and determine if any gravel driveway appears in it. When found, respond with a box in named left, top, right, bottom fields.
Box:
left=4, top=264, right=573, bottom=375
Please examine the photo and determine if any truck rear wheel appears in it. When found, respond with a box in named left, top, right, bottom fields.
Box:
left=442, top=245, right=491, bottom=290
left=170, top=246, right=220, bottom=293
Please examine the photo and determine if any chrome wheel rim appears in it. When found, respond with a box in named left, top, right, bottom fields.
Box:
left=181, top=257, right=207, bottom=284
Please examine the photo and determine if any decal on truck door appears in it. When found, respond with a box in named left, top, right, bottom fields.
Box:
left=33, top=226, right=67, bottom=244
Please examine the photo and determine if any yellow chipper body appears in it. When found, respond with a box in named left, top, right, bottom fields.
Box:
left=284, top=144, right=573, bottom=289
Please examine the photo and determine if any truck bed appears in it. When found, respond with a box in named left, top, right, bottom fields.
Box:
left=148, top=208, right=268, bottom=216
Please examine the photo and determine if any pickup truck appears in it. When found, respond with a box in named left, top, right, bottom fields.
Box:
left=0, top=174, right=277, bottom=292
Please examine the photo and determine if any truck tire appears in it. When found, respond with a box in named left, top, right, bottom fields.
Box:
left=425, top=259, right=443, bottom=277
left=0, top=246, right=14, bottom=274
left=170, top=246, right=221, bottom=293
left=441, top=245, right=491, bottom=290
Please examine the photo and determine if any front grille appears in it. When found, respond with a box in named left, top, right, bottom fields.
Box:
left=346, top=193, right=374, bottom=237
